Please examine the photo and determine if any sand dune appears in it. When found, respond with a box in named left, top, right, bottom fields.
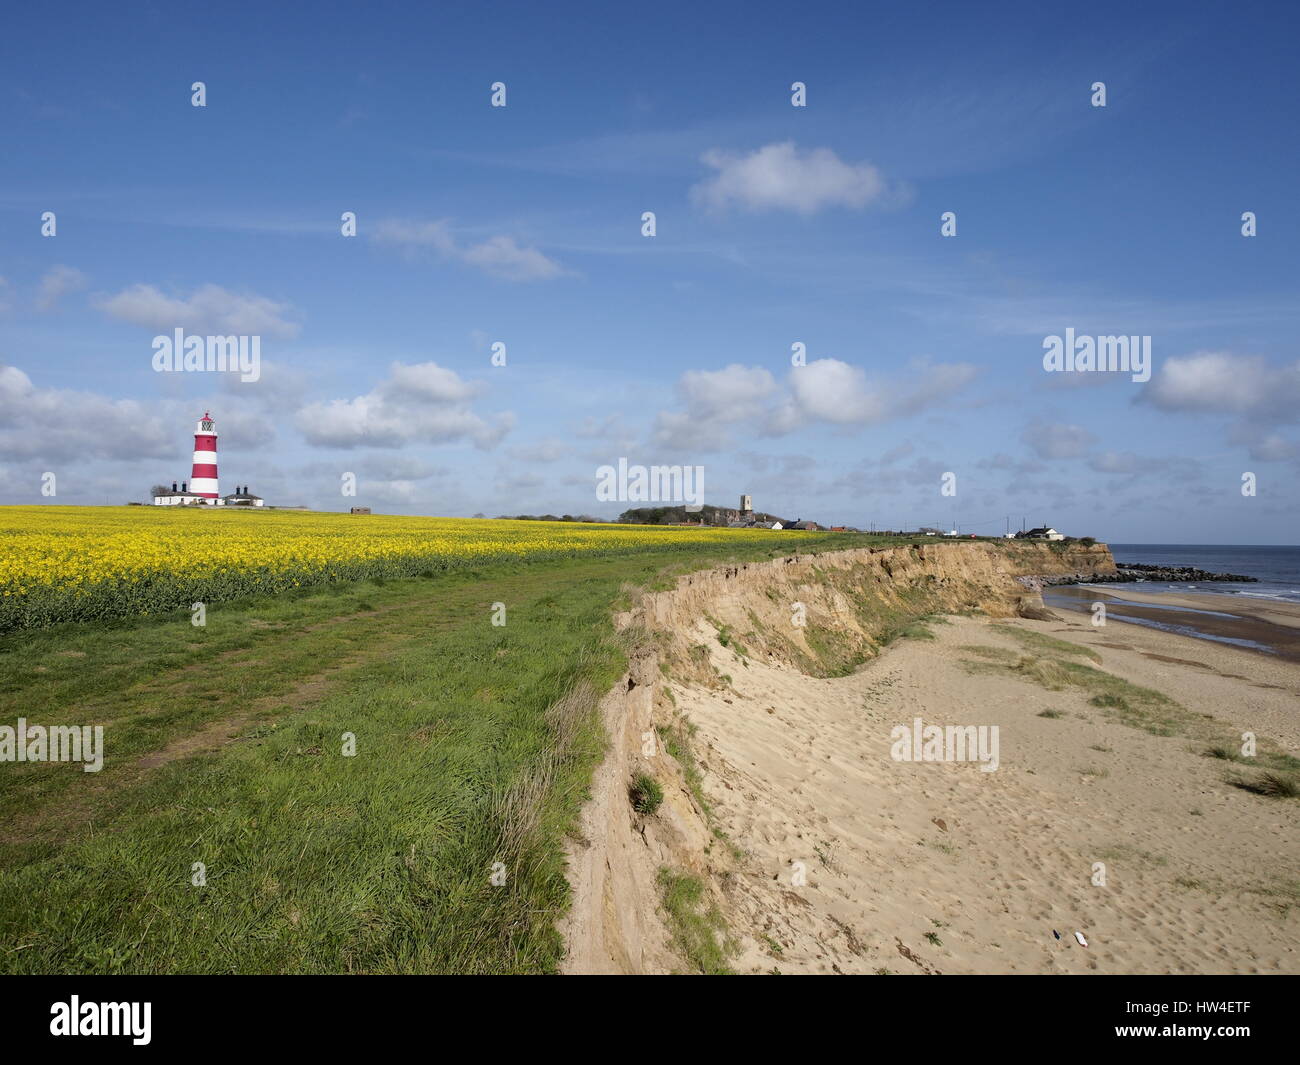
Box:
left=674, top=611, right=1299, bottom=974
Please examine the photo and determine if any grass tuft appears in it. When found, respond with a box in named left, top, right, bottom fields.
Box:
left=1229, top=772, right=1299, bottom=799
left=629, top=773, right=664, bottom=815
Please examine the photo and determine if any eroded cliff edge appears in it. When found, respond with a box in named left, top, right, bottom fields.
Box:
left=560, top=539, right=1116, bottom=973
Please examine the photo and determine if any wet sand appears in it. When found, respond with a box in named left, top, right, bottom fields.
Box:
left=1044, top=585, right=1300, bottom=663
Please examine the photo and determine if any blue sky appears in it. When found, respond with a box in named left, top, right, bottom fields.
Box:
left=2, top=0, right=1298, bottom=542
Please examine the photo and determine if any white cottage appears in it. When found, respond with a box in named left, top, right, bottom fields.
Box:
left=152, top=482, right=214, bottom=506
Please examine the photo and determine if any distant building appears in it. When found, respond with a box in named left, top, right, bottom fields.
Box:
left=1017, top=527, right=1065, bottom=541
left=152, top=482, right=208, bottom=506
left=740, top=494, right=753, bottom=514
left=350, top=507, right=371, bottom=515
left=726, top=519, right=782, bottom=530
left=222, top=486, right=264, bottom=507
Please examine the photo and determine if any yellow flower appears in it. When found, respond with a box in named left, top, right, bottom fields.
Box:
left=0, top=505, right=795, bottom=627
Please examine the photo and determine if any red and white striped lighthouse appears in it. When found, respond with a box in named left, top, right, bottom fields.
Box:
left=190, top=412, right=219, bottom=499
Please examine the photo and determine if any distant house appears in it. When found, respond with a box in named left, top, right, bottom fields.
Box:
left=350, top=507, right=372, bottom=515
left=152, top=482, right=209, bottom=506
left=222, top=486, right=264, bottom=507
left=1017, top=526, right=1065, bottom=541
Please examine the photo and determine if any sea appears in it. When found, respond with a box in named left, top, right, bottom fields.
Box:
left=1105, top=544, right=1300, bottom=605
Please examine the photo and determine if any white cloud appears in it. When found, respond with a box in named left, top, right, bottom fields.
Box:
left=295, top=361, right=511, bottom=449
left=651, top=357, right=976, bottom=450
left=691, top=142, right=892, bottom=214
left=373, top=219, right=566, bottom=282
left=1021, top=419, right=1096, bottom=460
left=651, top=364, right=777, bottom=449
left=36, top=265, right=87, bottom=311
left=95, top=283, right=300, bottom=337
left=386, top=361, right=482, bottom=404
left=0, top=364, right=181, bottom=462
left=779, top=358, right=976, bottom=430
left=677, top=364, right=777, bottom=419
left=787, top=358, right=885, bottom=424
left=1140, top=352, right=1300, bottom=421
left=460, top=235, right=566, bottom=282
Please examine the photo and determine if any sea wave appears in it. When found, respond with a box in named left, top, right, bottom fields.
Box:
left=1227, top=589, right=1300, bottom=603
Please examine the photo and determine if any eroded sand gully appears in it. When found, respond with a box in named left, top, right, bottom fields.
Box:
left=561, top=544, right=1300, bottom=975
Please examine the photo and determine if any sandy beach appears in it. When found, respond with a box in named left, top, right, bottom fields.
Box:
left=1045, top=585, right=1300, bottom=660
left=671, top=603, right=1300, bottom=974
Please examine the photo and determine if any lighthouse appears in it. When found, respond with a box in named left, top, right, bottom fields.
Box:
left=151, top=413, right=262, bottom=506
left=190, top=412, right=219, bottom=499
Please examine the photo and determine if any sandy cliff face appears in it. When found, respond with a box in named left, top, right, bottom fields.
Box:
left=560, top=540, right=1116, bottom=973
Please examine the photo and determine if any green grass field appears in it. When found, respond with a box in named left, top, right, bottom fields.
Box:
left=1, top=531, right=903, bottom=974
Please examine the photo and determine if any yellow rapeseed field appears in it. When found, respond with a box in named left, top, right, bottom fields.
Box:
left=0, top=506, right=794, bottom=631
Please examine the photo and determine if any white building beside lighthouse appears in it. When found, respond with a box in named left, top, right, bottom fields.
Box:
left=152, top=481, right=208, bottom=506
